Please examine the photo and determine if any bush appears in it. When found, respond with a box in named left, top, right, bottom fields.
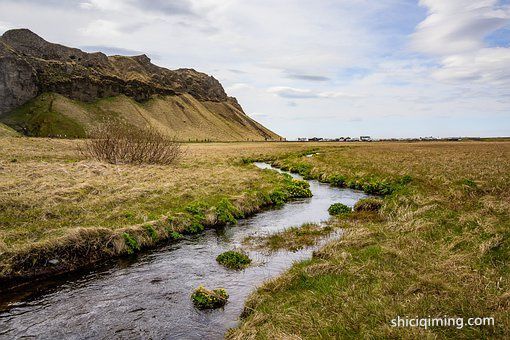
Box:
left=328, top=203, right=352, bottom=215
left=81, top=120, right=183, bottom=165
left=354, top=197, right=383, bottom=212
left=216, top=250, right=251, bottom=269
left=191, top=286, right=229, bottom=309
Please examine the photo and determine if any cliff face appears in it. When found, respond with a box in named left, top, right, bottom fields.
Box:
left=0, top=29, right=277, bottom=140
left=0, top=29, right=230, bottom=111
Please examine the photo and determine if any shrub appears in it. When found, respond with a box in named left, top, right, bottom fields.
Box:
left=328, top=203, right=352, bottom=215
left=81, top=120, right=183, bottom=165
left=354, top=197, right=384, bottom=212
left=191, top=286, right=229, bottom=309
left=216, top=250, right=251, bottom=269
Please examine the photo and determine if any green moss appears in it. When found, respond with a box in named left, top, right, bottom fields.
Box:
left=185, top=201, right=209, bottom=221
left=284, top=178, right=312, bottom=198
left=216, top=250, right=252, bottom=269
left=144, top=224, right=158, bottom=241
left=1, top=94, right=86, bottom=138
left=269, top=190, right=288, bottom=206
left=191, top=286, right=229, bottom=309
left=217, top=198, right=242, bottom=224
left=122, top=232, right=140, bottom=254
left=183, top=220, right=205, bottom=234
left=328, top=203, right=352, bottom=215
left=170, top=231, right=184, bottom=240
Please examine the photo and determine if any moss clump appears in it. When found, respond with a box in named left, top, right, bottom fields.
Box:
left=144, top=224, right=158, bottom=241
left=170, top=231, right=184, bottom=240
left=185, top=201, right=209, bottom=221
left=328, top=174, right=347, bottom=187
left=328, top=203, right=352, bottom=216
left=216, top=250, right=252, bottom=269
left=183, top=220, right=205, bottom=234
left=217, top=198, right=242, bottom=224
left=284, top=178, right=312, bottom=198
left=354, top=198, right=383, bottom=212
left=269, top=190, right=288, bottom=206
left=122, top=232, right=140, bottom=254
left=191, top=286, right=229, bottom=309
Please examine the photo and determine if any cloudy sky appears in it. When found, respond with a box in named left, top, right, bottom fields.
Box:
left=1, top=0, right=509, bottom=138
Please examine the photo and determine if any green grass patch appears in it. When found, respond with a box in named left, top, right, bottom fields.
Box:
left=216, top=250, right=252, bottom=269
left=1, top=93, right=86, bottom=138
left=328, top=203, right=352, bottom=215
left=122, top=232, right=140, bottom=254
left=191, top=286, right=229, bottom=309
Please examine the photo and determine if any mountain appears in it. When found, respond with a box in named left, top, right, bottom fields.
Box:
left=0, top=29, right=281, bottom=141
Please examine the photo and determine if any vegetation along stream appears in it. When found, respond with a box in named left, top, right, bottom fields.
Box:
left=0, top=162, right=368, bottom=339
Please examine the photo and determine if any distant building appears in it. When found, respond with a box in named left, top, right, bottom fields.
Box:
left=309, top=137, right=323, bottom=142
left=297, top=137, right=308, bottom=141
left=360, top=136, right=372, bottom=141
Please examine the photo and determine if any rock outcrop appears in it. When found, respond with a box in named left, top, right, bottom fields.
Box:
left=0, top=29, right=281, bottom=141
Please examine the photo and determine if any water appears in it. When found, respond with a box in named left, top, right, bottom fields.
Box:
left=0, top=163, right=368, bottom=339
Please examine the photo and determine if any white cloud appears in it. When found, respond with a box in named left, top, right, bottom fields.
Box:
left=411, top=0, right=510, bottom=86
left=267, top=87, right=362, bottom=99
left=412, top=0, right=509, bottom=55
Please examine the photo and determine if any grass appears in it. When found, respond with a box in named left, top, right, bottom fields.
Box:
left=328, top=203, right=352, bottom=215
left=1, top=138, right=509, bottom=337
left=0, top=92, right=281, bottom=141
left=354, top=197, right=383, bottom=212
left=244, top=223, right=335, bottom=252
left=229, top=141, right=510, bottom=339
left=191, top=285, right=229, bottom=309
left=216, top=250, right=252, bottom=269
left=0, top=138, right=314, bottom=283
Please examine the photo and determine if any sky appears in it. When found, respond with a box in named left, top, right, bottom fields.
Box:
left=0, top=0, right=509, bottom=139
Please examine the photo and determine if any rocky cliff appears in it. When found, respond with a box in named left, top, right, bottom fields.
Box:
left=0, top=29, right=280, bottom=141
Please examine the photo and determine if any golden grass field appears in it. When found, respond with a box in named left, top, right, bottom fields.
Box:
left=229, top=141, right=510, bottom=339
left=0, top=137, right=310, bottom=282
left=1, top=137, right=509, bottom=338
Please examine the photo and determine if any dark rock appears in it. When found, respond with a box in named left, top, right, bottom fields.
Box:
left=0, top=29, right=233, bottom=116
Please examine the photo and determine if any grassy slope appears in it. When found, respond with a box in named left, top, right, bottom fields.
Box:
left=0, top=93, right=281, bottom=141
left=0, top=123, right=18, bottom=137
left=0, top=139, right=309, bottom=282
left=229, top=142, right=510, bottom=339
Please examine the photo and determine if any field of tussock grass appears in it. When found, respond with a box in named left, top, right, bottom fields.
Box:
left=0, top=138, right=313, bottom=285
left=229, top=141, right=510, bottom=339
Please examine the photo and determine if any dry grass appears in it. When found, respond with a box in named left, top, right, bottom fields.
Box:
left=243, top=223, right=336, bottom=252
left=229, top=141, right=510, bottom=339
left=0, top=137, right=313, bottom=282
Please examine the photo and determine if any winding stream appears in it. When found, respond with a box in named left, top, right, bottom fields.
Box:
left=0, top=163, right=368, bottom=339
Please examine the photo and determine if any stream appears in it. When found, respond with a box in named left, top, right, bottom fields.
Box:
left=0, top=162, right=368, bottom=339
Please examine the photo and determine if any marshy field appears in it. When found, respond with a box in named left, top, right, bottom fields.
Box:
left=1, top=137, right=509, bottom=338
